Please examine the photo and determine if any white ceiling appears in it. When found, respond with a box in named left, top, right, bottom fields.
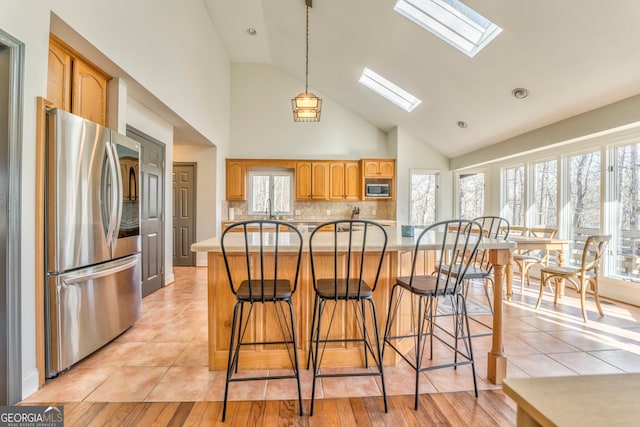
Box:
left=204, top=0, right=640, bottom=158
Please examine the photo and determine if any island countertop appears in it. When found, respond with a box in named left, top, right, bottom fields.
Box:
left=191, top=225, right=515, bottom=253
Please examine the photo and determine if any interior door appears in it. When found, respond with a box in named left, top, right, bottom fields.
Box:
left=127, top=127, right=164, bottom=297
left=0, top=43, right=9, bottom=406
left=173, top=163, right=196, bottom=266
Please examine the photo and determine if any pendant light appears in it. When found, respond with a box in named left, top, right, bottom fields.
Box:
left=292, top=0, right=322, bottom=122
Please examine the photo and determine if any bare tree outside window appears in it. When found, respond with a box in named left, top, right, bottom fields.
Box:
left=504, top=166, right=524, bottom=225
left=614, top=143, right=640, bottom=279
left=248, top=171, right=294, bottom=215
left=569, top=151, right=601, bottom=263
left=410, top=171, right=438, bottom=226
left=534, top=160, right=557, bottom=227
left=458, top=172, right=484, bottom=219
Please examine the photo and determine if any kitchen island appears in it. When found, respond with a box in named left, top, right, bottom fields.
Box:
left=191, top=226, right=515, bottom=384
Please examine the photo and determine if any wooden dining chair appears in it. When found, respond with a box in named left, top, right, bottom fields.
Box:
left=535, top=234, right=610, bottom=322
left=220, top=220, right=304, bottom=421
left=513, top=227, right=558, bottom=291
left=383, top=219, right=482, bottom=409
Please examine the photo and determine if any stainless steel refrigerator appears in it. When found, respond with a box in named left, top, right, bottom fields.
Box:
left=45, top=109, right=142, bottom=377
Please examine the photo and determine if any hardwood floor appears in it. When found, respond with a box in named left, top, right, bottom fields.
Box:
left=36, top=391, right=516, bottom=426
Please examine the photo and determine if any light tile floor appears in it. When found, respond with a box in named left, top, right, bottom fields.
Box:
left=23, top=267, right=640, bottom=403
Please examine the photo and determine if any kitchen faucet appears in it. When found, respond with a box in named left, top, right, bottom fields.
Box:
left=265, top=198, right=279, bottom=220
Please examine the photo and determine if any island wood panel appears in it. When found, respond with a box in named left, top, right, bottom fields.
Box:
left=208, top=251, right=309, bottom=370
left=207, top=250, right=415, bottom=370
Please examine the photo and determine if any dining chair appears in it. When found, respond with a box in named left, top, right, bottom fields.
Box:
left=535, top=234, right=610, bottom=322
left=220, top=220, right=304, bottom=421
left=383, top=219, right=482, bottom=410
left=513, top=227, right=557, bottom=291
left=442, top=216, right=510, bottom=313
left=307, top=219, right=388, bottom=416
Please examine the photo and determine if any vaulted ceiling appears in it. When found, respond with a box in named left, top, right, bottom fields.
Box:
left=204, top=0, right=640, bottom=158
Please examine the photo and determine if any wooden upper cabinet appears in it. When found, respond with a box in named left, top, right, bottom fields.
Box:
left=296, top=161, right=329, bottom=200
left=225, top=160, right=246, bottom=201
left=295, top=161, right=312, bottom=200
left=362, top=159, right=395, bottom=178
left=330, top=161, right=360, bottom=200
left=47, top=35, right=111, bottom=126
left=344, top=161, right=361, bottom=200
left=72, top=60, right=109, bottom=126
left=311, top=162, right=329, bottom=200
left=47, top=40, right=72, bottom=111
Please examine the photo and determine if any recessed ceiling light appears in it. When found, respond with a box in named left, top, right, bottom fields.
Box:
left=457, top=121, right=468, bottom=128
left=512, top=88, right=529, bottom=99
left=246, top=28, right=257, bottom=36
left=394, top=0, right=502, bottom=57
left=358, top=67, right=422, bottom=112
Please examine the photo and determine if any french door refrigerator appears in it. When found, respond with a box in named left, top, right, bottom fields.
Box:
left=45, top=109, right=142, bottom=377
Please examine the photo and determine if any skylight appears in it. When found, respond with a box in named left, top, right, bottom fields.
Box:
left=358, top=67, right=422, bottom=112
left=394, top=0, right=502, bottom=57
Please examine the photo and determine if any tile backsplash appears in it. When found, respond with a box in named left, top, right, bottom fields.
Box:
left=225, top=200, right=396, bottom=222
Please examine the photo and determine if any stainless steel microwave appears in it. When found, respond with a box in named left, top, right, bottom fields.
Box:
left=366, top=183, right=390, bottom=197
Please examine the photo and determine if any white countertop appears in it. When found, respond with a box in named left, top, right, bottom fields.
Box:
left=191, top=226, right=515, bottom=253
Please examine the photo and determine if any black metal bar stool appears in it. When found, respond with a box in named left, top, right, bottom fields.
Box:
left=220, top=220, right=304, bottom=421
left=383, top=219, right=482, bottom=410
left=307, top=219, right=388, bottom=416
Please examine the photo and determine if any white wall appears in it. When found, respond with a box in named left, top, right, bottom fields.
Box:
left=0, top=0, right=231, bottom=399
left=230, top=63, right=388, bottom=159
left=393, top=127, right=453, bottom=224
left=173, top=144, right=218, bottom=266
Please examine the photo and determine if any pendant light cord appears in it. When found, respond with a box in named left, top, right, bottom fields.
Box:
left=305, top=5, right=309, bottom=94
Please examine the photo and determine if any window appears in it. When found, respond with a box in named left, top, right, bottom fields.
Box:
left=503, top=166, right=524, bottom=225
left=248, top=170, right=293, bottom=216
left=613, top=143, right=640, bottom=280
left=533, top=160, right=557, bottom=227
left=358, top=67, right=422, bottom=112
left=568, top=150, right=601, bottom=263
left=410, top=170, right=438, bottom=226
left=393, top=0, right=502, bottom=57
left=458, top=172, right=484, bottom=219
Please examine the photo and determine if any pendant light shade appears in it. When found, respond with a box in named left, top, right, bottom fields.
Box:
left=292, top=1, right=322, bottom=122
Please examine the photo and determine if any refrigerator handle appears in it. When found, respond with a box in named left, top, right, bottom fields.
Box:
left=62, top=255, right=140, bottom=285
left=105, top=141, right=121, bottom=244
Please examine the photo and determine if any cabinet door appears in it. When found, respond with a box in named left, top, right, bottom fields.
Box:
left=72, top=60, right=109, bottom=126
left=295, top=161, right=312, bottom=200
left=363, top=160, right=380, bottom=177
left=379, top=160, right=395, bottom=178
left=343, top=161, right=361, bottom=200
left=329, top=162, right=346, bottom=200
left=47, top=41, right=72, bottom=111
left=311, top=162, right=329, bottom=200
left=225, top=161, right=246, bottom=200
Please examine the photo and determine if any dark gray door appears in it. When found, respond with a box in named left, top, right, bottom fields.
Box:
left=173, top=163, right=196, bottom=266
left=127, top=127, right=164, bottom=297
